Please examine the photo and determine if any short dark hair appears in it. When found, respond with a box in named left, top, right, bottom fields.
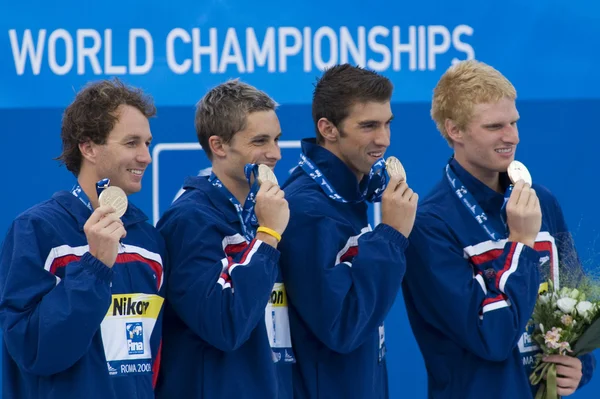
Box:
left=195, top=79, right=277, bottom=160
left=312, top=64, right=393, bottom=143
left=57, top=78, right=156, bottom=176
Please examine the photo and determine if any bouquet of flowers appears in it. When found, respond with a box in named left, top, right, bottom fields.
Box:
left=528, top=279, right=600, bottom=399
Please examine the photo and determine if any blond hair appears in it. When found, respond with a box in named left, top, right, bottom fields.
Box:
left=431, top=60, right=516, bottom=146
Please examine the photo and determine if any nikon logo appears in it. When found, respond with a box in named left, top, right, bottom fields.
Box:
left=113, top=297, right=150, bottom=316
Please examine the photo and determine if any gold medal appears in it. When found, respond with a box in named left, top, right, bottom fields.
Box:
left=98, top=186, right=128, bottom=218
left=507, top=160, right=532, bottom=186
left=385, top=156, right=407, bottom=183
left=257, top=164, right=279, bottom=185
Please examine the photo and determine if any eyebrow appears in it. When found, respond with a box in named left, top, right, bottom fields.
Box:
left=482, top=117, right=520, bottom=128
left=122, top=134, right=152, bottom=142
left=357, top=115, right=394, bottom=127
left=251, top=133, right=281, bottom=140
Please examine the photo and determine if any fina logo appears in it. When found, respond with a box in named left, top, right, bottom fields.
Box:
left=126, top=322, right=144, bottom=355
left=107, top=362, right=118, bottom=376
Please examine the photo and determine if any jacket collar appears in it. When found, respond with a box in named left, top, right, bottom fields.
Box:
left=53, top=190, right=148, bottom=231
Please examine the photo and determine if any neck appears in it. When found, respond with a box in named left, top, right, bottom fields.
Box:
left=76, top=167, right=101, bottom=208
left=321, top=142, right=364, bottom=182
left=453, top=153, right=502, bottom=193
left=212, top=165, right=250, bottom=204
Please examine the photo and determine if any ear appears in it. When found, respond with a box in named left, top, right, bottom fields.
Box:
left=208, top=135, right=227, bottom=159
left=78, top=140, right=98, bottom=164
left=317, top=118, right=339, bottom=143
left=445, top=118, right=464, bottom=145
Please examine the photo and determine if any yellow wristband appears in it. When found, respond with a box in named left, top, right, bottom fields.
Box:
left=256, top=226, right=281, bottom=242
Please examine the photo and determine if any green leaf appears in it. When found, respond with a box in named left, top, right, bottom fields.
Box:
left=572, top=317, right=600, bottom=356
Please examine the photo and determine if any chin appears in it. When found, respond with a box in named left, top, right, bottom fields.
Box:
left=129, top=185, right=142, bottom=195
left=122, top=182, right=141, bottom=196
left=499, top=159, right=514, bottom=171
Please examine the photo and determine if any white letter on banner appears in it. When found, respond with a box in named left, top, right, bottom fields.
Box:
left=192, top=28, right=218, bottom=73
left=246, top=27, right=275, bottom=73
left=166, top=28, right=191, bottom=74
left=452, top=25, right=475, bottom=65
left=428, top=25, right=451, bottom=70
left=278, top=27, right=302, bottom=73
left=340, top=26, right=366, bottom=67
left=392, top=26, right=416, bottom=71
left=48, top=29, right=73, bottom=75
left=367, top=26, right=390, bottom=72
left=303, top=27, right=311, bottom=72
left=418, top=26, right=426, bottom=70
left=104, top=29, right=127, bottom=74
left=77, top=29, right=102, bottom=75
left=129, top=29, right=153, bottom=74
left=9, top=29, right=46, bottom=75
left=219, top=27, right=245, bottom=73
left=313, top=26, right=338, bottom=70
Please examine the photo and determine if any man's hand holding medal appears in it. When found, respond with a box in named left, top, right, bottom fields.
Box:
left=381, top=156, right=418, bottom=238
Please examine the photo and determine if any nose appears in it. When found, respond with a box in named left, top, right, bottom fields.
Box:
left=137, top=144, right=152, bottom=165
left=265, top=141, right=282, bottom=163
left=503, top=124, right=519, bottom=145
left=373, top=126, right=391, bottom=149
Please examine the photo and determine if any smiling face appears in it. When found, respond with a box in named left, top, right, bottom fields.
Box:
left=321, top=101, right=393, bottom=181
left=89, top=104, right=153, bottom=195
left=221, top=110, right=282, bottom=183
left=450, top=97, right=520, bottom=186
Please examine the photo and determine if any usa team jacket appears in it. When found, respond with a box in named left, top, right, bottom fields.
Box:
left=155, top=176, right=294, bottom=399
left=278, top=139, right=408, bottom=399
left=403, top=158, right=595, bottom=398
left=0, top=191, right=166, bottom=399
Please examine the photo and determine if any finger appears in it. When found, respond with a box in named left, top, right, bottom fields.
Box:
left=556, top=375, right=579, bottom=390
left=557, top=386, right=576, bottom=396
left=516, top=184, right=531, bottom=207
left=401, top=187, right=414, bottom=200
left=556, top=376, right=573, bottom=387
left=410, top=192, right=419, bottom=204
left=527, top=192, right=540, bottom=212
left=87, top=205, right=117, bottom=225
left=105, top=220, right=125, bottom=236
left=394, top=182, right=410, bottom=196
left=544, top=355, right=581, bottom=368
left=91, top=213, right=122, bottom=231
left=110, top=226, right=127, bottom=241
left=385, top=176, right=401, bottom=193
left=266, top=184, right=281, bottom=195
left=276, top=189, right=285, bottom=199
left=96, top=213, right=123, bottom=229
left=556, top=365, right=580, bottom=379
left=258, top=180, right=275, bottom=192
left=526, top=188, right=538, bottom=208
left=509, top=179, right=527, bottom=200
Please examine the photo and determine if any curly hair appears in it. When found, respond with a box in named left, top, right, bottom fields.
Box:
left=57, top=78, right=156, bottom=176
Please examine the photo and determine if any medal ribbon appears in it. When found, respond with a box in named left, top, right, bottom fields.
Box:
left=297, top=154, right=389, bottom=203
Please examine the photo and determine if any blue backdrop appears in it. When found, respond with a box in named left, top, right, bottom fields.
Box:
left=1, top=1, right=599, bottom=397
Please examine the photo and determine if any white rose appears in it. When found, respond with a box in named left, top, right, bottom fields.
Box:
left=557, top=297, right=577, bottom=314
left=576, top=301, right=594, bottom=319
